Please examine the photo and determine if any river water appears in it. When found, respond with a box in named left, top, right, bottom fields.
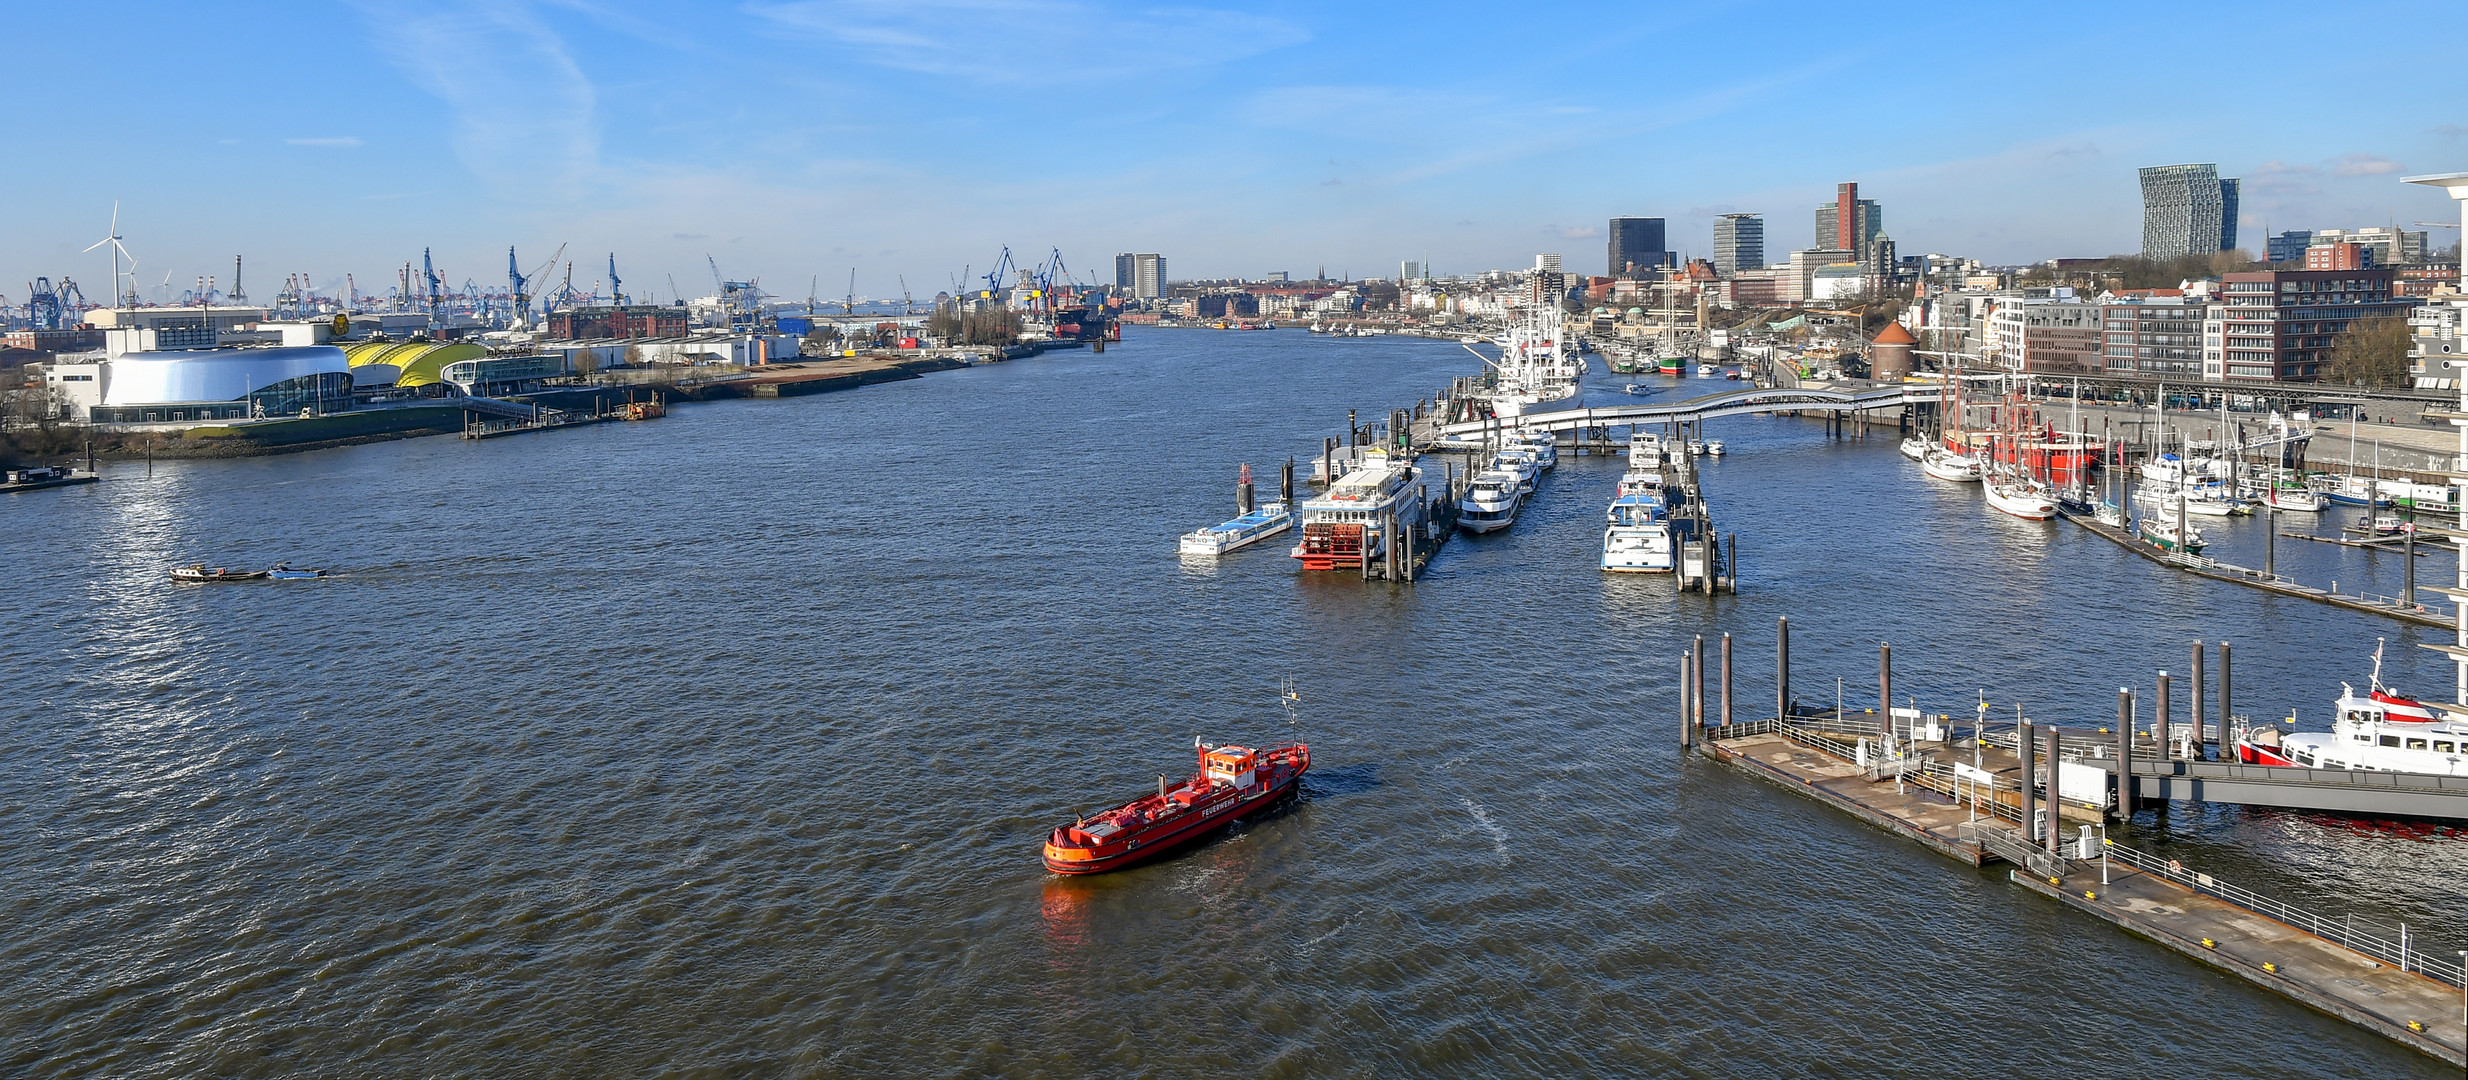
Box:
left=4, top=330, right=2460, bottom=1078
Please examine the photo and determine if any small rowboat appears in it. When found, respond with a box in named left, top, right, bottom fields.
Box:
left=268, top=564, right=327, bottom=579
left=171, top=565, right=268, bottom=583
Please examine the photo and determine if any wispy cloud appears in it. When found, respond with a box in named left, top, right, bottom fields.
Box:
left=352, top=2, right=597, bottom=196
left=2330, top=152, right=2404, bottom=177
left=1556, top=224, right=1601, bottom=239
left=285, top=136, right=363, bottom=148
left=746, top=0, right=1307, bottom=84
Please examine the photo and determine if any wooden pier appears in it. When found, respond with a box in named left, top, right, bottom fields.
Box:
left=1683, top=622, right=2468, bottom=1066
left=2058, top=508, right=2449, bottom=629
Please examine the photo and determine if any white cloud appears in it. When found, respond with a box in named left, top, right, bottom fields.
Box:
left=352, top=2, right=597, bottom=197
left=2330, top=153, right=2404, bottom=177
left=285, top=136, right=363, bottom=148
left=746, top=0, right=1308, bottom=85
left=1557, top=224, right=1601, bottom=239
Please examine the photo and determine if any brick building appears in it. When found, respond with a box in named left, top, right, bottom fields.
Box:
left=547, top=305, right=690, bottom=340
left=2218, top=268, right=2414, bottom=381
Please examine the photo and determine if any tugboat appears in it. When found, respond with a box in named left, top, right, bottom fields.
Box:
left=1043, top=739, right=1309, bottom=874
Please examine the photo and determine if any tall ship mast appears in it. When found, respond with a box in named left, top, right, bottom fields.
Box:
left=1477, top=300, right=1582, bottom=419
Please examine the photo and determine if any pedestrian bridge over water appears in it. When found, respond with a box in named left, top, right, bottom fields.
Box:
left=1430, top=382, right=1919, bottom=440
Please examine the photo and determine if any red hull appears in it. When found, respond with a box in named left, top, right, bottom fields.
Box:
left=2238, top=741, right=2299, bottom=767
left=1042, top=772, right=1300, bottom=874
left=1044, top=743, right=1308, bottom=875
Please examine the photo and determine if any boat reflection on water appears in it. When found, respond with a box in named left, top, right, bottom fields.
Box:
left=1040, top=877, right=1103, bottom=957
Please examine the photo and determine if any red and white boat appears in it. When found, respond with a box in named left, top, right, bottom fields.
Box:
left=1043, top=740, right=1309, bottom=874
left=2239, top=643, right=2468, bottom=775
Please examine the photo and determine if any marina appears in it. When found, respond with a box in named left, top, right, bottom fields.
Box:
left=9, top=330, right=2468, bottom=1078
left=1687, top=624, right=2468, bottom=1064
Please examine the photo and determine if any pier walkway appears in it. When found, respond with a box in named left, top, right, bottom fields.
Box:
left=2057, top=508, right=2452, bottom=629
left=1694, top=711, right=2468, bottom=1065
left=2019, top=861, right=2465, bottom=1064
left=1427, top=382, right=1914, bottom=442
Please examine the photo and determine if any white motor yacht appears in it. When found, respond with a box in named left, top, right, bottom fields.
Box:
left=1704, top=440, right=1725, bottom=457
left=1494, top=449, right=1539, bottom=496
left=1898, top=435, right=1930, bottom=461
left=1983, top=476, right=2057, bottom=520
left=1458, top=471, right=1523, bottom=534
left=1601, top=493, right=1674, bottom=573
left=1919, top=447, right=1983, bottom=483
left=1505, top=429, right=1558, bottom=471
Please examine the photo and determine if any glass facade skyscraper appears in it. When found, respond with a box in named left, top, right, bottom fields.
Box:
left=1713, top=214, right=1763, bottom=277
left=1607, top=217, right=1669, bottom=276
left=2139, top=164, right=2240, bottom=259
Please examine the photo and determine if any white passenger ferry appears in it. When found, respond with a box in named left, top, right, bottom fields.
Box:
left=2239, top=644, right=2468, bottom=776
left=1291, top=448, right=1426, bottom=572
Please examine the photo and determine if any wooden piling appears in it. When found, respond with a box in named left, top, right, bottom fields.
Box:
left=2021, top=718, right=2038, bottom=844
left=1691, top=635, right=1706, bottom=731
left=2157, top=671, right=2173, bottom=761
left=2117, top=689, right=2137, bottom=820
left=1776, top=616, right=1790, bottom=719
left=2218, top=642, right=2233, bottom=756
left=1680, top=654, right=1695, bottom=748
left=2044, top=724, right=2063, bottom=852
left=1720, top=633, right=1734, bottom=728
left=2191, top=641, right=2206, bottom=756
left=2404, top=522, right=2417, bottom=607
left=1880, top=642, right=1892, bottom=727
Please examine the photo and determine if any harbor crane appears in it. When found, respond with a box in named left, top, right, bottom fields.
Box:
left=421, top=248, right=445, bottom=333
left=844, top=268, right=855, bottom=316
left=898, top=274, right=912, bottom=315
left=981, top=246, right=1017, bottom=296
left=606, top=253, right=626, bottom=306
left=26, top=277, right=64, bottom=330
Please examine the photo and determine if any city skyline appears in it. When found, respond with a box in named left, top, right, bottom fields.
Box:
left=4, top=0, right=2460, bottom=300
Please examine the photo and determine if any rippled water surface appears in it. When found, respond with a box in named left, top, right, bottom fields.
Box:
left=3, top=330, right=2460, bottom=1078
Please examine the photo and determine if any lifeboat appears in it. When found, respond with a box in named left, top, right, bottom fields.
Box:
left=1043, top=740, right=1309, bottom=874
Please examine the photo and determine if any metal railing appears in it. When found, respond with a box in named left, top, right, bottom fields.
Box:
left=2103, top=839, right=2466, bottom=989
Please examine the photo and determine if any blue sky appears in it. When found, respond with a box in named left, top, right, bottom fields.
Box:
left=6, top=0, right=2462, bottom=305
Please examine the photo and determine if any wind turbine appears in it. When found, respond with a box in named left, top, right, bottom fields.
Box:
left=81, top=201, right=137, bottom=307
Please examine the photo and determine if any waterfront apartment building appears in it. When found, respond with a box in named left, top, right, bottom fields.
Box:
left=2100, top=290, right=2205, bottom=378
left=1607, top=217, right=1670, bottom=276
left=1986, top=289, right=2104, bottom=375
left=1813, top=183, right=1881, bottom=262
left=1712, top=214, right=1763, bottom=277
left=2138, top=164, right=2240, bottom=259
left=2218, top=267, right=2413, bottom=381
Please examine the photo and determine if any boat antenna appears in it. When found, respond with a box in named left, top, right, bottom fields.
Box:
left=1280, top=676, right=1301, bottom=731
left=2371, top=638, right=2386, bottom=693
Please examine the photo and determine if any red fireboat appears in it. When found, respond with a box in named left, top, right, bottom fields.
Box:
left=1042, top=740, right=1309, bottom=875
